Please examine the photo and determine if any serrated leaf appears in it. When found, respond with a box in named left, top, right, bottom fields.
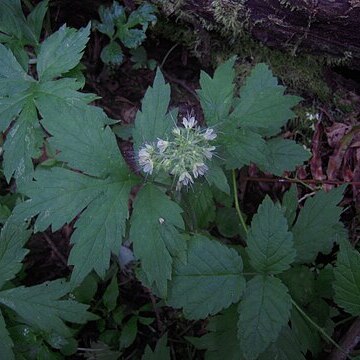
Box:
left=3, top=101, right=43, bottom=183
left=127, top=3, right=157, bottom=29
left=292, top=186, right=345, bottom=263
left=187, top=305, right=243, bottom=360
left=167, top=235, right=245, bottom=319
left=0, top=308, right=14, bottom=359
left=246, top=196, right=296, bottom=274
left=100, top=41, right=124, bottom=65
left=220, top=125, right=267, bottom=170
left=0, top=43, right=33, bottom=96
left=133, top=68, right=172, bottom=149
left=95, top=1, right=126, bottom=38
left=259, top=138, right=310, bottom=176
left=37, top=23, right=90, bottom=81
left=142, top=334, right=170, bottom=360
left=238, top=275, right=292, bottom=360
left=130, top=183, right=186, bottom=297
left=216, top=208, right=241, bottom=238
left=181, top=182, right=215, bottom=229
left=0, top=220, right=31, bottom=289
left=197, top=57, right=236, bottom=126
left=0, top=279, right=94, bottom=337
left=334, top=239, right=360, bottom=316
left=231, top=63, right=301, bottom=137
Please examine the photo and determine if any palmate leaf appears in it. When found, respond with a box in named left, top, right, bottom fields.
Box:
left=246, top=196, right=296, bottom=274
left=130, top=183, right=186, bottom=297
left=167, top=235, right=245, bottom=319
left=334, top=239, right=360, bottom=316
left=0, top=279, right=94, bottom=337
left=132, top=68, right=173, bottom=149
left=259, top=138, right=310, bottom=176
left=12, top=108, right=138, bottom=285
left=0, top=220, right=31, bottom=289
left=37, top=23, right=91, bottom=81
left=292, top=186, right=345, bottom=263
left=197, top=56, right=236, bottom=127
left=237, top=275, right=292, bottom=360
left=231, top=63, right=301, bottom=137
left=0, top=309, right=13, bottom=360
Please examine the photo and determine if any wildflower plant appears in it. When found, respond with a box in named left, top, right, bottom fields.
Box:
left=0, top=3, right=358, bottom=358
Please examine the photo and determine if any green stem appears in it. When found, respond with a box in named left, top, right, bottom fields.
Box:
left=292, top=299, right=353, bottom=359
left=232, top=170, right=248, bottom=235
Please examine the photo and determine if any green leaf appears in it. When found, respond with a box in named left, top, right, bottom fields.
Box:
left=0, top=43, right=33, bottom=96
left=12, top=104, right=137, bottom=284
left=119, top=317, right=137, bottom=349
left=205, top=163, right=230, bottom=194
left=0, top=279, right=94, bottom=337
left=0, top=309, right=14, bottom=360
left=187, top=305, right=243, bottom=360
left=142, top=334, right=170, bottom=360
left=292, top=186, right=345, bottom=263
left=282, top=185, right=298, bottom=227
left=27, top=0, right=49, bottom=42
left=103, top=275, right=119, bottom=312
left=334, top=239, right=360, bottom=316
left=197, top=57, right=236, bottom=126
left=246, top=196, right=296, bottom=274
left=130, top=183, right=186, bottom=297
left=132, top=68, right=172, bottom=149
left=238, top=275, right=292, bottom=360
left=37, top=24, right=90, bottom=81
left=100, top=41, right=124, bottom=65
left=259, top=138, right=310, bottom=176
left=279, top=266, right=315, bottom=306
left=0, top=220, right=31, bottom=289
left=3, top=101, right=43, bottom=183
left=220, top=125, right=267, bottom=170
left=94, top=1, right=126, bottom=38
left=231, top=63, right=301, bottom=137
left=216, top=208, right=241, bottom=238
left=181, top=182, right=215, bottom=229
left=167, top=235, right=245, bottom=319
left=258, top=325, right=305, bottom=360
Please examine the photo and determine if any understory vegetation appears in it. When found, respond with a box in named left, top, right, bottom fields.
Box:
left=1, top=1, right=360, bottom=359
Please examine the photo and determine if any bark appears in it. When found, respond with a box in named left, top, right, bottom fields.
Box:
left=155, top=0, right=360, bottom=68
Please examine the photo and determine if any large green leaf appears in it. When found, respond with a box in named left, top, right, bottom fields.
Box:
left=292, top=186, right=345, bottom=263
left=3, top=101, right=43, bottom=183
left=0, top=279, right=94, bottom=337
left=37, top=23, right=90, bottom=81
left=132, top=68, right=172, bottom=149
left=167, top=235, right=245, bottom=319
left=197, top=57, right=236, bottom=126
left=231, top=63, right=301, bottom=137
left=238, top=275, right=292, bottom=360
left=334, top=239, right=360, bottom=316
left=12, top=106, right=137, bottom=284
left=0, top=221, right=31, bottom=289
left=246, top=196, right=296, bottom=274
left=0, top=309, right=14, bottom=360
left=130, top=183, right=186, bottom=297
left=259, top=138, right=310, bottom=176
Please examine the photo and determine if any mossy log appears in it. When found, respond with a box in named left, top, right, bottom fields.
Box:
left=154, top=0, right=360, bottom=68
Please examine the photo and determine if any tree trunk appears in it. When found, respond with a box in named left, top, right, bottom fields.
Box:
left=155, top=0, right=360, bottom=69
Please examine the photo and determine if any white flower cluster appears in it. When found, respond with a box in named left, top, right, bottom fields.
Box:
left=138, top=115, right=217, bottom=190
